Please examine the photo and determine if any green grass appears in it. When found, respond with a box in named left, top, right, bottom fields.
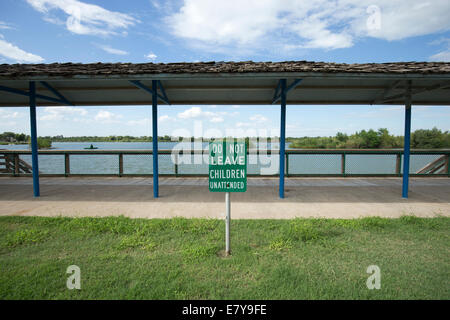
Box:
left=0, top=215, right=448, bottom=299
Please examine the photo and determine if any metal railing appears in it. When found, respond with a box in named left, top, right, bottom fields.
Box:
left=0, top=149, right=449, bottom=177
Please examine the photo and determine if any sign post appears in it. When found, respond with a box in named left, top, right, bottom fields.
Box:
left=209, top=140, right=247, bottom=256
left=225, top=191, right=230, bottom=254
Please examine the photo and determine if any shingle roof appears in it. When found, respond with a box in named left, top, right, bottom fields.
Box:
left=0, top=61, right=449, bottom=78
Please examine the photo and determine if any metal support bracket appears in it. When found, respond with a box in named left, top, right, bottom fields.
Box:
left=372, top=80, right=403, bottom=104
left=380, top=81, right=450, bottom=104
left=0, top=85, right=73, bottom=106
left=272, top=79, right=302, bottom=104
left=129, top=80, right=171, bottom=105
left=39, top=81, right=73, bottom=106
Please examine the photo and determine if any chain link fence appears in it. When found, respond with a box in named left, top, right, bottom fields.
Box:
left=1, top=150, right=449, bottom=177
left=346, top=154, right=397, bottom=175
left=287, top=154, right=341, bottom=175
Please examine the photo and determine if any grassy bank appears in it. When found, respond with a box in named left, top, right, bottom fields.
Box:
left=0, top=216, right=448, bottom=299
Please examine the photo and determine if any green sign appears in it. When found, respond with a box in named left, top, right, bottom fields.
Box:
left=209, top=140, right=247, bottom=192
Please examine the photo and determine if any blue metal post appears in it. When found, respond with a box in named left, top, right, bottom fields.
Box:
left=402, top=81, right=412, bottom=198
left=152, top=80, right=159, bottom=198
left=279, top=79, right=287, bottom=199
left=29, top=81, right=40, bottom=197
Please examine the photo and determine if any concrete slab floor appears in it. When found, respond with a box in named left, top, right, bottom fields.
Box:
left=0, top=177, right=449, bottom=219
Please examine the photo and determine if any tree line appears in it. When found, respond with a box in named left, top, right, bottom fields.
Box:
left=45, top=135, right=172, bottom=142
left=286, top=128, right=450, bottom=149
left=0, top=132, right=52, bottom=148
left=0, top=132, right=29, bottom=144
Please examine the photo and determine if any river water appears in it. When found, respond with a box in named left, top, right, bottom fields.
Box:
left=0, top=142, right=442, bottom=175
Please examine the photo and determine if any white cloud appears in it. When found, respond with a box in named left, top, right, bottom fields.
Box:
left=151, top=1, right=160, bottom=9
left=51, top=106, right=87, bottom=116
left=43, top=16, right=65, bottom=25
left=72, top=117, right=92, bottom=124
left=2, top=121, right=17, bottom=127
left=249, top=114, right=268, bottom=123
left=166, top=0, right=450, bottom=52
left=430, top=50, right=450, bottom=62
left=158, top=115, right=174, bottom=122
left=40, top=114, right=61, bottom=121
left=379, top=106, right=402, bottom=112
left=429, top=36, right=450, bottom=62
left=0, top=109, right=23, bottom=119
left=145, top=52, right=157, bottom=60
left=234, top=113, right=274, bottom=131
left=40, top=106, right=88, bottom=121
left=94, top=110, right=122, bottom=123
left=236, top=122, right=251, bottom=128
left=167, top=0, right=281, bottom=45
left=9, top=112, right=20, bottom=119
left=355, top=1, right=450, bottom=41
left=126, top=119, right=150, bottom=126
left=27, top=0, right=138, bottom=36
left=286, top=124, right=297, bottom=130
left=178, top=106, right=210, bottom=119
left=177, top=106, right=233, bottom=124
left=210, top=117, right=224, bottom=123
left=97, top=44, right=128, bottom=55
left=428, top=37, right=450, bottom=47
left=0, top=21, right=13, bottom=30
left=0, top=35, right=44, bottom=63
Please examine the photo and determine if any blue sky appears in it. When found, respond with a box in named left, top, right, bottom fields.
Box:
left=0, top=0, right=449, bottom=137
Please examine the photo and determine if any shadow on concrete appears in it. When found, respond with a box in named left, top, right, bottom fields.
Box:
left=1, top=182, right=448, bottom=204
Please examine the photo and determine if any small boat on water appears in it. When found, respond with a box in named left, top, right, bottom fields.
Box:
left=84, top=144, right=98, bottom=150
